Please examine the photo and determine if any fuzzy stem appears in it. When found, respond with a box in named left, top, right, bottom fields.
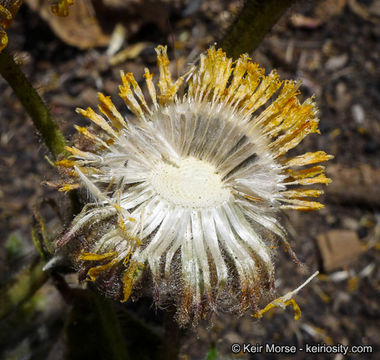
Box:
left=220, top=0, right=297, bottom=59
left=93, top=295, right=131, bottom=360
left=0, top=49, right=67, bottom=158
left=0, top=256, right=49, bottom=320
left=162, top=305, right=186, bottom=360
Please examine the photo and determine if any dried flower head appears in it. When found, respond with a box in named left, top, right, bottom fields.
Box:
left=56, top=46, right=332, bottom=325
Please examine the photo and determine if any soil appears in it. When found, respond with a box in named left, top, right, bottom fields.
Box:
left=0, top=0, right=379, bottom=359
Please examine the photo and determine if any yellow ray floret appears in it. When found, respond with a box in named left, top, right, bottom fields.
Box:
left=192, top=48, right=233, bottom=102
left=79, top=251, right=117, bottom=261
left=270, top=116, right=320, bottom=157
left=119, top=71, right=147, bottom=121
left=74, top=125, right=110, bottom=149
left=279, top=199, right=324, bottom=211
left=78, top=251, right=119, bottom=282
left=284, top=151, right=334, bottom=167
left=253, top=298, right=301, bottom=320
left=230, top=59, right=264, bottom=108
left=255, top=81, right=301, bottom=129
left=65, top=146, right=91, bottom=158
left=281, top=189, right=324, bottom=199
left=284, top=166, right=332, bottom=186
left=253, top=271, right=319, bottom=320
left=0, top=0, right=22, bottom=28
left=121, top=260, right=145, bottom=302
left=55, top=159, right=75, bottom=168
left=86, top=259, right=120, bottom=281
left=98, top=93, right=126, bottom=130
left=58, top=183, right=80, bottom=192
left=155, top=45, right=187, bottom=104
left=76, top=107, right=117, bottom=138
left=143, top=68, right=158, bottom=109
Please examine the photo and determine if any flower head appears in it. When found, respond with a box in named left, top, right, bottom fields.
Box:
left=56, top=46, right=332, bottom=325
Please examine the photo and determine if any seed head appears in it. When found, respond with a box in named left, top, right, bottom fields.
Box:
left=56, top=46, right=332, bottom=325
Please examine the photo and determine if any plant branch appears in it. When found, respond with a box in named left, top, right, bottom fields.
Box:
left=162, top=305, right=186, bottom=360
left=220, top=0, right=297, bottom=59
left=0, top=256, right=49, bottom=320
left=93, top=295, right=131, bottom=360
left=0, top=49, right=67, bottom=159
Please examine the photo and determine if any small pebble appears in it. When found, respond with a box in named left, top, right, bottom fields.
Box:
left=325, top=54, right=348, bottom=71
left=351, top=104, right=365, bottom=125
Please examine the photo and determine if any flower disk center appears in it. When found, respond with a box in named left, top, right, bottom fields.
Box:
left=150, top=157, right=230, bottom=208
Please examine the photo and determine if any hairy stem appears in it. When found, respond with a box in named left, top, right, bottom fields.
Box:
left=162, top=305, right=186, bottom=360
left=93, top=295, right=131, bottom=360
left=0, top=49, right=67, bottom=158
left=220, top=0, right=297, bottom=59
left=0, top=256, right=49, bottom=320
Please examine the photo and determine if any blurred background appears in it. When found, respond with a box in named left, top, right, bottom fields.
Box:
left=0, top=0, right=379, bottom=359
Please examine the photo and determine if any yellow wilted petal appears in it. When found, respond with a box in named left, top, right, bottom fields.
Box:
left=253, top=272, right=318, bottom=320
left=86, top=259, right=119, bottom=281
left=125, top=72, right=151, bottom=114
left=74, top=125, right=109, bottom=148
left=244, top=70, right=282, bottom=115
left=225, top=55, right=253, bottom=101
left=287, top=174, right=332, bottom=186
left=253, top=298, right=301, bottom=320
left=0, top=30, right=8, bottom=52
left=228, top=59, right=264, bottom=110
left=280, top=199, right=325, bottom=211
left=266, top=99, right=313, bottom=138
left=51, top=0, right=74, bottom=17
left=55, top=159, right=75, bottom=168
left=281, top=189, right=324, bottom=198
left=286, top=165, right=325, bottom=180
left=78, top=251, right=117, bottom=261
left=65, top=146, right=91, bottom=158
left=76, top=107, right=117, bottom=138
left=98, top=93, right=125, bottom=130
left=272, top=118, right=320, bottom=157
left=121, top=260, right=144, bottom=302
left=119, top=71, right=146, bottom=120
left=260, top=95, right=299, bottom=134
left=0, top=0, right=22, bottom=51
left=0, top=0, right=22, bottom=28
left=194, top=47, right=233, bottom=103
left=143, top=68, right=158, bottom=109
left=284, top=151, right=334, bottom=167
left=155, top=45, right=185, bottom=104
left=58, top=183, right=80, bottom=192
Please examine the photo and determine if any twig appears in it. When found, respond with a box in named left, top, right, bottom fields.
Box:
left=0, top=49, right=67, bottom=159
left=220, top=0, right=297, bottom=59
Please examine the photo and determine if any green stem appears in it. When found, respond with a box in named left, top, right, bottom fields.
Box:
left=0, top=256, right=49, bottom=320
left=220, top=0, right=297, bottom=59
left=162, top=305, right=186, bottom=360
left=0, top=49, right=67, bottom=159
left=93, top=295, right=130, bottom=360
